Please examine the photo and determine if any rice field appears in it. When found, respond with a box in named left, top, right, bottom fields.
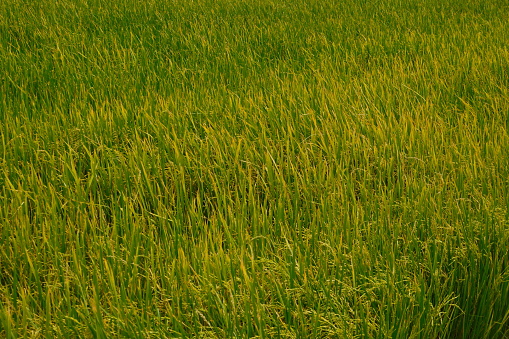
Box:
left=1, top=0, right=509, bottom=337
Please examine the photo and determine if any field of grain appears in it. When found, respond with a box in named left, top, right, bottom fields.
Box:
left=1, top=0, right=509, bottom=337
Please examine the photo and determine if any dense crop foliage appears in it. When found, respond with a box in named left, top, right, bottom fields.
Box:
left=1, top=0, right=509, bottom=337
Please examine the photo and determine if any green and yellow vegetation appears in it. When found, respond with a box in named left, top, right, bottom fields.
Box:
left=1, top=0, right=509, bottom=337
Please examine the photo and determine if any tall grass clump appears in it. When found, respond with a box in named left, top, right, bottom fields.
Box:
left=1, top=0, right=509, bottom=337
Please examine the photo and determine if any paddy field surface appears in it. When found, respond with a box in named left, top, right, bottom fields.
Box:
left=1, top=0, right=509, bottom=337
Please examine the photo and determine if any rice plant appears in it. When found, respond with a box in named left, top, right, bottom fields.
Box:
left=1, top=0, right=508, bottom=337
